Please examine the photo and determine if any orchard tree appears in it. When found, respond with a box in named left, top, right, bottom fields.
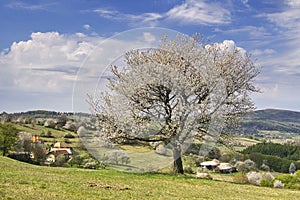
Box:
left=289, top=162, right=296, bottom=174
left=0, top=123, right=19, bottom=156
left=15, top=131, right=32, bottom=152
left=90, top=34, right=260, bottom=174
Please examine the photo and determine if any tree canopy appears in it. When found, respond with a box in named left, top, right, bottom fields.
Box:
left=89, top=34, right=260, bottom=173
left=0, top=123, right=19, bottom=156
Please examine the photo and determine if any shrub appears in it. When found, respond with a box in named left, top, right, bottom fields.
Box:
left=82, top=158, right=101, bottom=169
left=53, top=154, right=67, bottom=167
left=64, top=133, right=75, bottom=138
left=262, top=172, right=274, bottom=181
left=184, top=166, right=194, bottom=174
left=235, top=159, right=257, bottom=173
left=233, top=173, right=248, bottom=184
left=260, top=179, right=272, bottom=187
left=273, top=180, right=284, bottom=188
left=83, top=161, right=99, bottom=169
left=275, top=173, right=300, bottom=189
left=68, top=154, right=84, bottom=167
left=246, top=171, right=262, bottom=186
left=260, top=163, right=270, bottom=172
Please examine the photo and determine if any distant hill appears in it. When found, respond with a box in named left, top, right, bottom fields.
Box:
left=241, top=109, right=300, bottom=136
left=0, top=110, right=91, bottom=121
left=2, top=108, right=300, bottom=137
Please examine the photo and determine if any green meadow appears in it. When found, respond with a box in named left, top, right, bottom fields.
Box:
left=1, top=156, right=300, bottom=200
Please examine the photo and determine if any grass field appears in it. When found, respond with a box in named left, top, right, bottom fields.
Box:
left=1, top=156, right=300, bottom=200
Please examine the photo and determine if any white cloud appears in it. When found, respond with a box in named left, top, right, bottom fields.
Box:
left=93, top=8, right=162, bottom=26
left=285, top=0, right=300, bottom=7
left=219, top=26, right=271, bottom=38
left=0, top=29, right=182, bottom=112
left=6, top=1, right=56, bottom=11
left=0, top=32, right=100, bottom=93
left=257, top=0, right=300, bottom=76
left=83, top=24, right=91, bottom=30
left=250, top=48, right=276, bottom=56
left=93, top=0, right=231, bottom=26
left=206, top=40, right=247, bottom=56
left=241, top=0, right=250, bottom=8
left=143, top=32, right=156, bottom=43
left=165, top=0, right=231, bottom=25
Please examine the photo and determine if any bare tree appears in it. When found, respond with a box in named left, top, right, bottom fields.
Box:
left=89, top=34, right=260, bottom=174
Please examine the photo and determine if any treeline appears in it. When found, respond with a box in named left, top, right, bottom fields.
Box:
left=242, top=143, right=300, bottom=160
left=241, top=143, right=300, bottom=173
left=247, top=153, right=300, bottom=173
left=0, top=110, right=93, bottom=123
left=1, top=110, right=73, bottom=119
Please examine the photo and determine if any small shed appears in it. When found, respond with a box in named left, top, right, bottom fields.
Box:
left=200, top=159, right=220, bottom=170
left=215, top=163, right=237, bottom=174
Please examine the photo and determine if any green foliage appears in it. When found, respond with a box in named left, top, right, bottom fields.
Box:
left=53, top=154, right=67, bottom=167
left=0, top=123, right=19, bottom=156
left=248, top=152, right=300, bottom=173
left=185, top=143, right=202, bottom=155
left=242, top=143, right=300, bottom=160
left=64, top=133, right=75, bottom=138
left=40, top=130, right=45, bottom=137
left=67, top=154, right=84, bottom=167
left=207, top=147, right=221, bottom=160
left=275, top=171, right=300, bottom=189
left=31, top=143, right=46, bottom=163
left=46, top=130, right=52, bottom=137
left=260, top=179, right=273, bottom=187
left=82, top=158, right=103, bottom=169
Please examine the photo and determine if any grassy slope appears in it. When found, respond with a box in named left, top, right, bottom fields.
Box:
left=1, top=157, right=300, bottom=200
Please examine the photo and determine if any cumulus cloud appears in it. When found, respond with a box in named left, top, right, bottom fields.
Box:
left=0, top=29, right=183, bottom=112
left=0, top=32, right=101, bottom=93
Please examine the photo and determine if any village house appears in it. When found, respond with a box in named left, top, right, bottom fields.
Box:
left=46, top=142, right=73, bottom=162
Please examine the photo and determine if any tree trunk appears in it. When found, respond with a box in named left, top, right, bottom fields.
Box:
left=172, top=147, right=184, bottom=174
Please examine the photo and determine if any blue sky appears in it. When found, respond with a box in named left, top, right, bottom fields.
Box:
left=0, top=0, right=300, bottom=113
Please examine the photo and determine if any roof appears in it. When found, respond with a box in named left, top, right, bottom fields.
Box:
left=49, top=150, right=69, bottom=156
left=200, top=159, right=220, bottom=166
left=216, top=163, right=234, bottom=170
left=53, top=142, right=70, bottom=148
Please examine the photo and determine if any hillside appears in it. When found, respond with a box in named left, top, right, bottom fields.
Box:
left=241, top=109, right=300, bottom=139
left=2, top=108, right=300, bottom=142
left=1, top=156, right=300, bottom=200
